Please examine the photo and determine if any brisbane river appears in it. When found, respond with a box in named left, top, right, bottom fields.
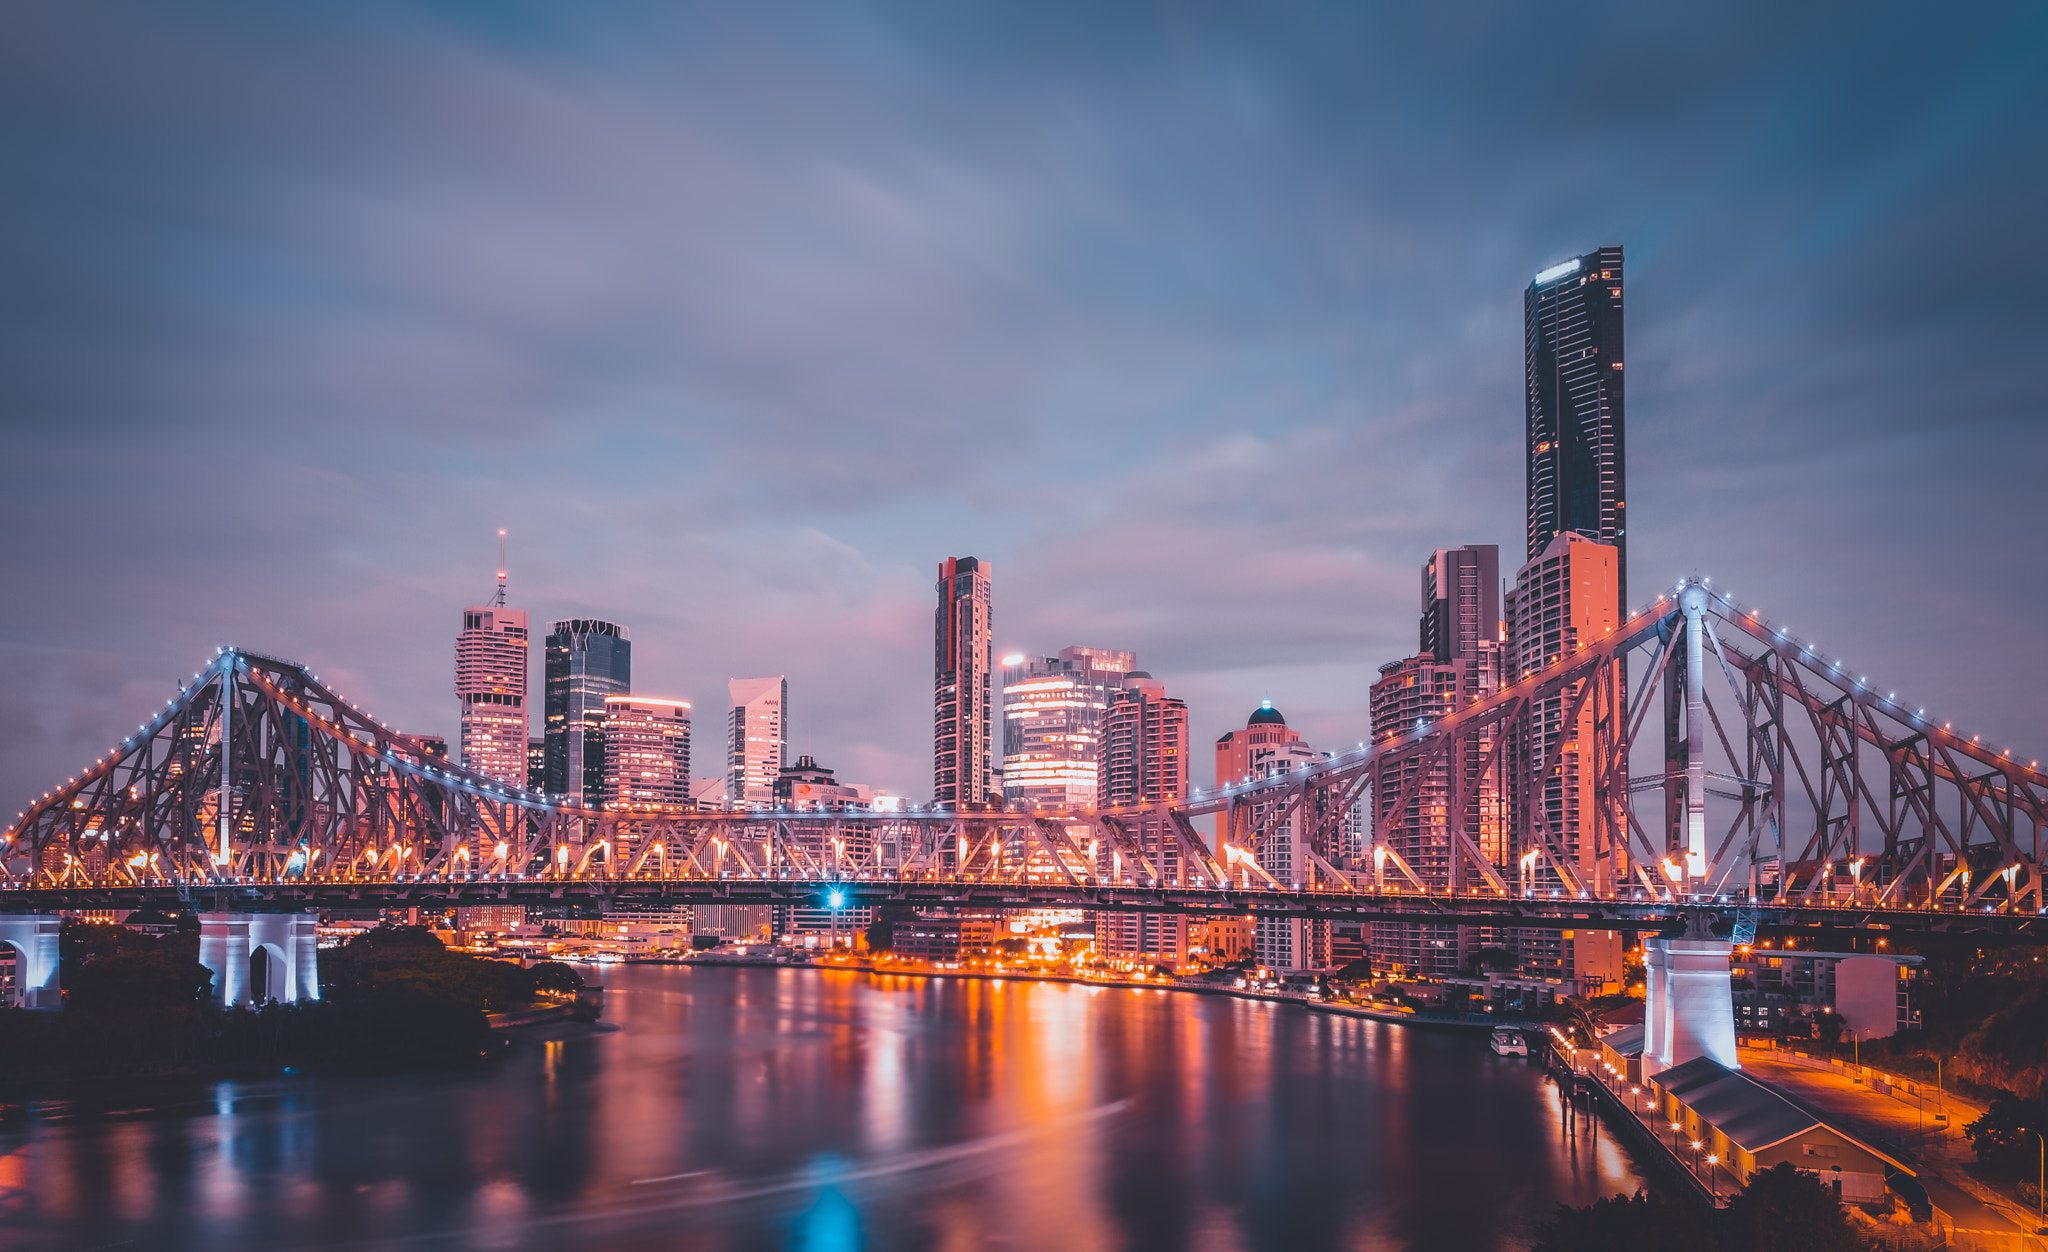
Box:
left=2, top=965, right=1650, bottom=1250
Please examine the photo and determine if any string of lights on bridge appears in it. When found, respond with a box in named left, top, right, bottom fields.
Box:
left=7, top=577, right=2043, bottom=852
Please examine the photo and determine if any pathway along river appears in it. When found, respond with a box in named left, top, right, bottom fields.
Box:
left=1, top=965, right=1651, bottom=1251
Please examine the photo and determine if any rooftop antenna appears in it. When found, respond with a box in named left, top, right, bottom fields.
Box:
left=493, top=529, right=508, bottom=607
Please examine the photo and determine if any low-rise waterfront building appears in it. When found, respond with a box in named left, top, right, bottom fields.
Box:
left=1649, top=1055, right=1909, bottom=1203
left=893, top=917, right=999, bottom=963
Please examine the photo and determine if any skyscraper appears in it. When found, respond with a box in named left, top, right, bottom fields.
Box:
left=933, top=556, right=993, bottom=806
left=455, top=564, right=529, bottom=784
left=544, top=619, right=631, bottom=804
left=1506, top=531, right=1626, bottom=992
left=1420, top=545, right=1501, bottom=665
left=1213, top=704, right=1334, bottom=974
left=1369, top=544, right=1508, bottom=979
left=1001, top=646, right=1136, bottom=809
left=1526, top=244, right=1626, bottom=612
left=726, top=676, right=787, bottom=804
left=1098, top=675, right=1190, bottom=964
left=601, top=696, right=691, bottom=807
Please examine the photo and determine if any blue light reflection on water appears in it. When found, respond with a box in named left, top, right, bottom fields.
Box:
left=0, top=966, right=1649, bottom=1251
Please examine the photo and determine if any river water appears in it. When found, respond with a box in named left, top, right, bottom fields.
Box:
left=0, top=965, right=1648, bottom=1251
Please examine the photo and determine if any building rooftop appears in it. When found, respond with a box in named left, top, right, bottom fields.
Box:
left=1247, top=702, right=1286, bottom=726
left=1599, top=1023, right=1645, bottom=1058
left=1654, top=1057, right=1908, bottom=1167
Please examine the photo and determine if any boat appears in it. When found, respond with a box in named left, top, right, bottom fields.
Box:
left=1490, top=1028, right=1529, bottom=1057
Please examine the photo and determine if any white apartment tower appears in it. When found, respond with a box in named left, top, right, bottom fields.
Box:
left=727, top=676, right=787, bottom=804
left=456, top=559, right=529, bottom=785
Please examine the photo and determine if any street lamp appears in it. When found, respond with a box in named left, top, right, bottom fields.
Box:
left=1706, top=1154, right=1720, bottom=1201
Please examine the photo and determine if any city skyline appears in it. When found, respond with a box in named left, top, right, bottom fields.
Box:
left=4, top=5, right=2045, bottom=816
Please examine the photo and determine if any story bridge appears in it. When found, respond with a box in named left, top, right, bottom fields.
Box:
left=4, top=577, right=2046, bottom=1005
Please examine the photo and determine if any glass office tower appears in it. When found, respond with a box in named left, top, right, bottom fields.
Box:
left=544, top=619, right=631, bottom=803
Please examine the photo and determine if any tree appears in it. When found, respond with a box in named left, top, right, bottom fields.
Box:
left=1966, top=1091, right=2048, bottom=1178
left=64, top=948, right=213, bottom=1012
left=1529, top=1191, right=1713, bottom=1252
left=529, top=961, right=583, bottom=994
left=1813, top=1010, right=1846, bottom=1046
left=1720, top=1161, right=1861, bottom=1252
left=864, top=904, right=917, bottom=954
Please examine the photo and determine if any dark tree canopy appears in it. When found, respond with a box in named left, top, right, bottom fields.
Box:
left=1719, top=1162, right=1863, bottom=1252
left=1529, top=1190, right=1714, bottom=1252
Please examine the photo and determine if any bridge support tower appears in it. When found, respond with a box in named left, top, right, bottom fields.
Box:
left=0, top=914, right=62, bottom=1008
left=199, top=913, right=321, bottom=1005
left=1644, top=916, right=1737, bottom=1074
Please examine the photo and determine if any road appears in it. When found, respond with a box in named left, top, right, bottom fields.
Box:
left=1739, top=1047, right=2032, bottom=1236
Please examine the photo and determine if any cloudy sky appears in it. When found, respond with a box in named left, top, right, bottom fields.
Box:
left=3, top=2, right=2045, bottom=808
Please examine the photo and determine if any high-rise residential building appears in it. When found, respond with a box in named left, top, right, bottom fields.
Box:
left=456, top=582, right=529, bottom=784
left=933, top=556, right=993, bottom=806
left=726, top=676, right=787, bottom=804
left=1214, top=702, right=1302, bottom=791
left=1526, top=245, right=1626, bottom=613
left=1370, top=544, right=1509, bottom=979
left=1213, top=703, right=1335, bottom=973
left=1001, top=646, right=1137, bottom=809
left=1097, top=675, right=1190, bottom=964
left=1420, top=545, right=1501, bottom=665
left=601, top=696, right=691, bottom=807
left=1506, top=531, right=1626, bottom=993
left=544, top=619, right=631, bottom=804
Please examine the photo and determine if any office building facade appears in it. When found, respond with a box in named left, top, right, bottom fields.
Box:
left=727, top=676, right=788, bottom=804
left=934, top=556, right=994, bottom=805
left=456, top=602, right=529, bottom=784
left=544, top=619, right=631, bottom=803
left=1526, top=244, right=1626, bottom=612
left=1001, top=646, right=1136, bottom=809
left=601, top=696, right=691, bottom=807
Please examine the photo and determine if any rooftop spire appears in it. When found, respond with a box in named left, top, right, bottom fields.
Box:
left=493, top=529, right=508, bottom=607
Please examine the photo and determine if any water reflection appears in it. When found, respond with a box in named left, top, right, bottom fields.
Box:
left=2, top=966, right=1647, bottom=1250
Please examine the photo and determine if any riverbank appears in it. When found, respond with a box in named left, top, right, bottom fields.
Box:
left=618, top=954, right=1546, bottom=1032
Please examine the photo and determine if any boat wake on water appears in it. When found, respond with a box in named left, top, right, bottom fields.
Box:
left=281, top=1098, right=1135, bottom=1250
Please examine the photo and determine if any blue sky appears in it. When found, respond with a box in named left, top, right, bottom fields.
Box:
left=3, top=2, right=2046, bottom=805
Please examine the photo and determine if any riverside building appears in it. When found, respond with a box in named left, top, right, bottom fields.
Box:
left=934, top=556, right=994, bottom=806
left=544, top=619, right=631, bottom=804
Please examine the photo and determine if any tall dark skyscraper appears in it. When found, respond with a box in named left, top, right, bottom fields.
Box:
left=1420, top=544, right=1500, bottom=663
left=1525, top=244, right=1626, bottom=611
left=544, top=618, right=631, bottom=803
left=933, top=556, right=993, bottom=805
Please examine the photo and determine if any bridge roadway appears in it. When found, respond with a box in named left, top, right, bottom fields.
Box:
left=7, top=874, right=2047, bottom=936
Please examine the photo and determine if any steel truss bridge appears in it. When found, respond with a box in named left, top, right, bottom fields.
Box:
left=6, top=578, right=2046, bottom=937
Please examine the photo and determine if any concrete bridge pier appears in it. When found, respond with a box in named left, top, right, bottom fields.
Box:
left=1643, top=914, right=1737, bottom=1074
left=0, top=914, right=62, bottom=1008
left=199, top=913, right=321, bottom=1005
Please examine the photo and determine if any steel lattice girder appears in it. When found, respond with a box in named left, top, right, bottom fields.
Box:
left=5, top=580, right=2046, bottom=918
